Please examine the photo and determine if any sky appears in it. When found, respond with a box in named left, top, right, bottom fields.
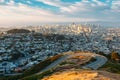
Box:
left=0, top=0, right=120, bottom=27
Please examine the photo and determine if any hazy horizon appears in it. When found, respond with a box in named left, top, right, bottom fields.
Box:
left=0, top=21, right=120, bottom=28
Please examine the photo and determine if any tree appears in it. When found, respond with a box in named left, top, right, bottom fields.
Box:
left=111, top=51, right=120, bottom=61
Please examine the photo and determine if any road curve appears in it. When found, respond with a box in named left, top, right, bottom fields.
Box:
left=83, top=54, right=108, bottom=70
left=38, top=52, right=108, bottom=74
left=3, top=52, right=108, bottom=77
left=37, top=54, right=69, bottom=74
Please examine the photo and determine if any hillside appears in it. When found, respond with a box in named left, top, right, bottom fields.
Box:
left=42, top=69, right=120, bottom=80
left=7, top=29, right=30, bottom=33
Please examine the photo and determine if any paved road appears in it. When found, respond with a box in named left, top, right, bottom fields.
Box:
left=68, top=52, right=108, bottom=70
left=4, top=73, right=22, bottom=76
left=37, top=54, right=69, bottom=74
left=83, top=54, right=108, bottom=70
left=4, top=52, right=107, bottom=76
left=37, top=52, right=108, bottom=74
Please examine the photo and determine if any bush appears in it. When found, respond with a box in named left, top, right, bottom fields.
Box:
left=101, top=61, right=120, bottom=74
left=21, top=69, right=54, bottom=80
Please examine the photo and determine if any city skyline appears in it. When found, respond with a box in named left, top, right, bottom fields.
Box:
left=0, top=0, right=120, bottom=27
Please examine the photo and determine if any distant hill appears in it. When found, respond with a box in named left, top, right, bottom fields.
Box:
left=7, top=29, right=31, bottom=33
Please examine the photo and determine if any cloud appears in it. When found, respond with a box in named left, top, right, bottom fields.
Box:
left=0, top=0, right=119, bottom=27
left=0, top=2, right=97, bottom=27
left=111, top=0, right=120, bottom=12
left=0, top=0, right=4, bottom=2
left=6, top=0, right=15, bottom=5
left=92, top=0, right=107, bottom=6
left=26, top=1, right=32, bottom=4
left=60, top=0, right=110, bottom=13
left=57, top=0, right=120, bottom=22
left=36, top=0, right=63, bottom=7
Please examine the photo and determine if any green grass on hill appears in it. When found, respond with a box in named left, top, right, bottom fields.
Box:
left=100, top=61, right=120, bottom=74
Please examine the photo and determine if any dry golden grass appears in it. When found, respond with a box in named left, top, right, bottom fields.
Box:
left=42, top=70, right=120, bottom=80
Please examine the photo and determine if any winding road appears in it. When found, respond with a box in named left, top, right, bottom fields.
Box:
left=83, top=54, right=108, bottom=70
left=4, top=52, right=108, bottom=77
left=37, top=52, right=108, bottom=74
left=38, top=54, right=69, bottom=73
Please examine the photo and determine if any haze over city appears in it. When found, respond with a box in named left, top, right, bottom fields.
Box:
left=0, top=0, right=120, bottom=27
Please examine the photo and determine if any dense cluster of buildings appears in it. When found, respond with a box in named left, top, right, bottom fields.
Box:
left=0, top=24, right=120, bottom=75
